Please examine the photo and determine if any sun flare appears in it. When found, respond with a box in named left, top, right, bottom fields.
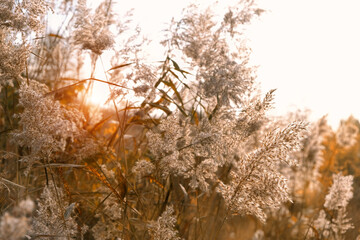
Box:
left=88, top=81, right=111, bottom=106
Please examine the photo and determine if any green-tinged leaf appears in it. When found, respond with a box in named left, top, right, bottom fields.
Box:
left=64, top=203, right=76, bottom=219
left=157, top=90, right=172, bottom=103
left=142, top=95, right=166, bottom=111
left=148, top=102, right=172, bottom=115
left=171, top=58, right=180, bottom=70
left=154, top=70, right=168, bottom=88
left=169, top=70, right=191, bottom=89
left=169, top=69, right=179, bottom=79
left=158, top=89, right=187, bottom=116
left=107, top=62, right=133, bottom=71
left=170, top=59, right=191, bottom=77
left=162, top=79, right=187, bottom=116
left=162, top=79, right=184, bottom=106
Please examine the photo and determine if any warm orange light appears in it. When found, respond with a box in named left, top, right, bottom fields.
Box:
left=88, top=81, right=111, bottom=106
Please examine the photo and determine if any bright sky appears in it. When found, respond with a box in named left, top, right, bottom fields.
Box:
left=248, top=0, right=360, bottom=128
left=87, top=0, right=360, bottom=128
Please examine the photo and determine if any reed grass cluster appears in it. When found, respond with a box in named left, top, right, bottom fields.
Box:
left=0, top=0, right=359, bottom=239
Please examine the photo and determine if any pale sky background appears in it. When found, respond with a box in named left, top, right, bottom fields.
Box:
left=85, top=0, right=360, bottom=129
left=248, top=0, right=360, bottom=129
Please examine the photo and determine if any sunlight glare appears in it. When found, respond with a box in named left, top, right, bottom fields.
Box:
left=88, top=81, right=111, bottom=106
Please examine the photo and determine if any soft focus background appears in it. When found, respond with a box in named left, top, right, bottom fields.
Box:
left=109, top=0, right=360, bottom=129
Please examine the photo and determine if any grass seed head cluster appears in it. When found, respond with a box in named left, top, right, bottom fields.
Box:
left=0, top=0, right=359, bottom=240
